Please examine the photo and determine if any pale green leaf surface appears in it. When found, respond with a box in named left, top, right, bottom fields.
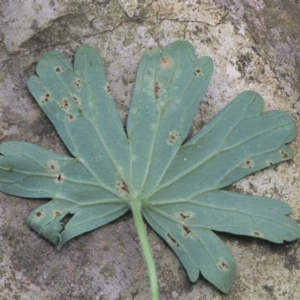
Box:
left=127, top=41, right=213, bottom=197
left=27, top=46, right=130, bottom=189
left=151, top=91, right=296, bottom=201
left=0, top=41, right=299, bottom=294
left=0, top=141, right=128, bottom=248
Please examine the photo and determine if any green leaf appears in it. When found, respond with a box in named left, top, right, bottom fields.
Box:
left=0, top=41, right=299, bottom=295
left=127, top=41, right=213, bottom=197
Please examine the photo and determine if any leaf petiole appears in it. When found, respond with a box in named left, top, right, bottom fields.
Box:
left=131, top=200, right=159, bottom=300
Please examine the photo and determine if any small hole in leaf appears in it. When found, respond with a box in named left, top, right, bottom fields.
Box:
left=59, top=213, right=73, bottom=231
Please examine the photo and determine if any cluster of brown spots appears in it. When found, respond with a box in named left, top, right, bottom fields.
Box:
left=245, top=160, right=252, bottom=168
left=116, top=180, right=130, bottom=194
left=61, top=98, right=69, bottom=109
left=168, top=130, right=180, bottom=145
left=66, top=113, right=74, bottom=121
left=281, top=150, right=288, bottom=159
left=182, top=225, right=191, bottom=236
left=154, top=82, right=161, bottom=99
left=73, top=96, right=80, bottom=105
left=73, top=79, right=81, bottom=90
left=41, top=93, right=51, bottom=104
left=244, top=159, right=254, bottom=169
left=180, top=213, right=190, bottom=220
left=161, top=56, right=173, bottom=69
left=55, top=67, right=61, bottom=73
left=106, top=85, right=111, bottom=94
left=218, top=261, right=229, bottom=270
left=167, top=233, right=180, bottom=247
left=194, top=69, right=202, bottom=77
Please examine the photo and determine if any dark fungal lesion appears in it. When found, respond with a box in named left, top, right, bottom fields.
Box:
left=167, top=233, right=180, bottom=247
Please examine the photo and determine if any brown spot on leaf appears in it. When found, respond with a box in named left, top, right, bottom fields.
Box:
left=50, top=165, right=55, bottom=170
left=218, top=261, right=229, bottom=270
left=161, top=56, right=173, bottom=69
left=106, top=85, right=111, bottom=94
left=67, top=114, right=74, bottom=120
left=55, top=211, right=61, bottom=217
left=55, top=174, right=64, bottom=183
left=167, top=233, right=180, bottom=247
left=183, top=225, right=191, bottom=235
left=36, top=211, right=42, bottom=217
left=253, top=231, right=260, bottom=236
left=194, top=69, right=202, bottom=76
left=73, top=79, right=81, bottom=90
left=154, top=82, right=161, bottom=99
left=72, top=96, right=80, bottom=105
left=63, top=99, right=69, bottom=108
left=116, top=180, right=130, bottom=195
left=180, top=213, right=190, bottom=220
left=244, top=159, right=254, bottom=169
left=55, top=67, right=61, bottom=73
left=42, top=93, right=51, bottom=103
left=281, top=150, right=288, bottom=159
left=168, top=130, right=180, bottom=145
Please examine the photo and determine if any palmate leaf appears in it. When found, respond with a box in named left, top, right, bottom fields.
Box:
left=0, top=41, right=299, bottom=295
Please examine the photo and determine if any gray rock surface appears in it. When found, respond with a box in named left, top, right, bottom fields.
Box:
left=1, top=0, right=300, bottom=299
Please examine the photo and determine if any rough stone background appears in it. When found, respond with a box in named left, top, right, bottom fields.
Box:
left=1, top=0, right=300, bottom=299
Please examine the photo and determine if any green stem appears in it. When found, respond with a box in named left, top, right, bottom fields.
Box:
left=131, top=200, right=159, bottom=300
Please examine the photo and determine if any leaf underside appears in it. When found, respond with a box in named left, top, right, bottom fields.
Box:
left=0, top=41, right=299, bottom=294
